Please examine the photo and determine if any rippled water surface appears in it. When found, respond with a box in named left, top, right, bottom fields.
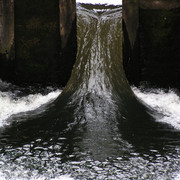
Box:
left=0, top=3, right=180, bottom=180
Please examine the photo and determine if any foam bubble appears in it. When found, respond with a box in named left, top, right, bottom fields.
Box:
left=0, top=173, right=74, bottom=180
left=173, top=172, right=180, bottom=180
left=51, top=175, right=74, bottom=180
left=0, top=90, right=61, bottom=127
left=132, top=87, right=180, bottom=130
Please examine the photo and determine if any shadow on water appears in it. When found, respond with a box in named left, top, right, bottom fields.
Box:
left=0, top=5, right=180, bottom=167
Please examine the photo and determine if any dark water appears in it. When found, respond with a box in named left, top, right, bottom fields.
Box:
left=0, top=4, right=180, bottom=180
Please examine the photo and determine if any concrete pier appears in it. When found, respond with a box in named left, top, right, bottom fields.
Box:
left=0, top=0, right=77, bottom=86
left=0, top=0, right=14, bottom=80
left=123, top=0, right=180, bottom=87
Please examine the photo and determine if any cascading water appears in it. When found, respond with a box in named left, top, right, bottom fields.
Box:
left=0, top=2, right=180, bottom=180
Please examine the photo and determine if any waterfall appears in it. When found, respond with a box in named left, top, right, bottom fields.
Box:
left=0, top=4, right=180, bottom=180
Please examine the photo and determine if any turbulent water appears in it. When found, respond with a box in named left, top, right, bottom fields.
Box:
left=0, top=3, right=180, bottom=180
left=76, top=0, right=122, bottom=5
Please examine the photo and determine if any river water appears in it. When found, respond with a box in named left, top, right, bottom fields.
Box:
left=0, top=2, right=180, bottom=180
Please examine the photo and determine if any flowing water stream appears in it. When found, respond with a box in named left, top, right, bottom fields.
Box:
left=0, top=2, right=180, bottom=180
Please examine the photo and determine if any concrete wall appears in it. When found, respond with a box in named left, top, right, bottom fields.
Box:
left=59, top=0, right=77, bottom=86
left=0, top=0, right=14, bottom=80
left=123, top=0, right=180, bottom=88
left=0, top=0, right=77, bottom=86
left=123, top=0, right=140, bottom=86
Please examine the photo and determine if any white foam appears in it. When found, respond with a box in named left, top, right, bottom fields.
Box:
left=172, top=172, right=180, bottom=180
left=132, top=87, right=180, bottom=130
left=0, top=90, right=61, bottom=127
left=0, top=173, right=74, bottom=180
left=76, top=0, right=122, bottom=5
left=33, top=175, right=74, bottom=180
left=51, top=176, right=74, bottom=180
